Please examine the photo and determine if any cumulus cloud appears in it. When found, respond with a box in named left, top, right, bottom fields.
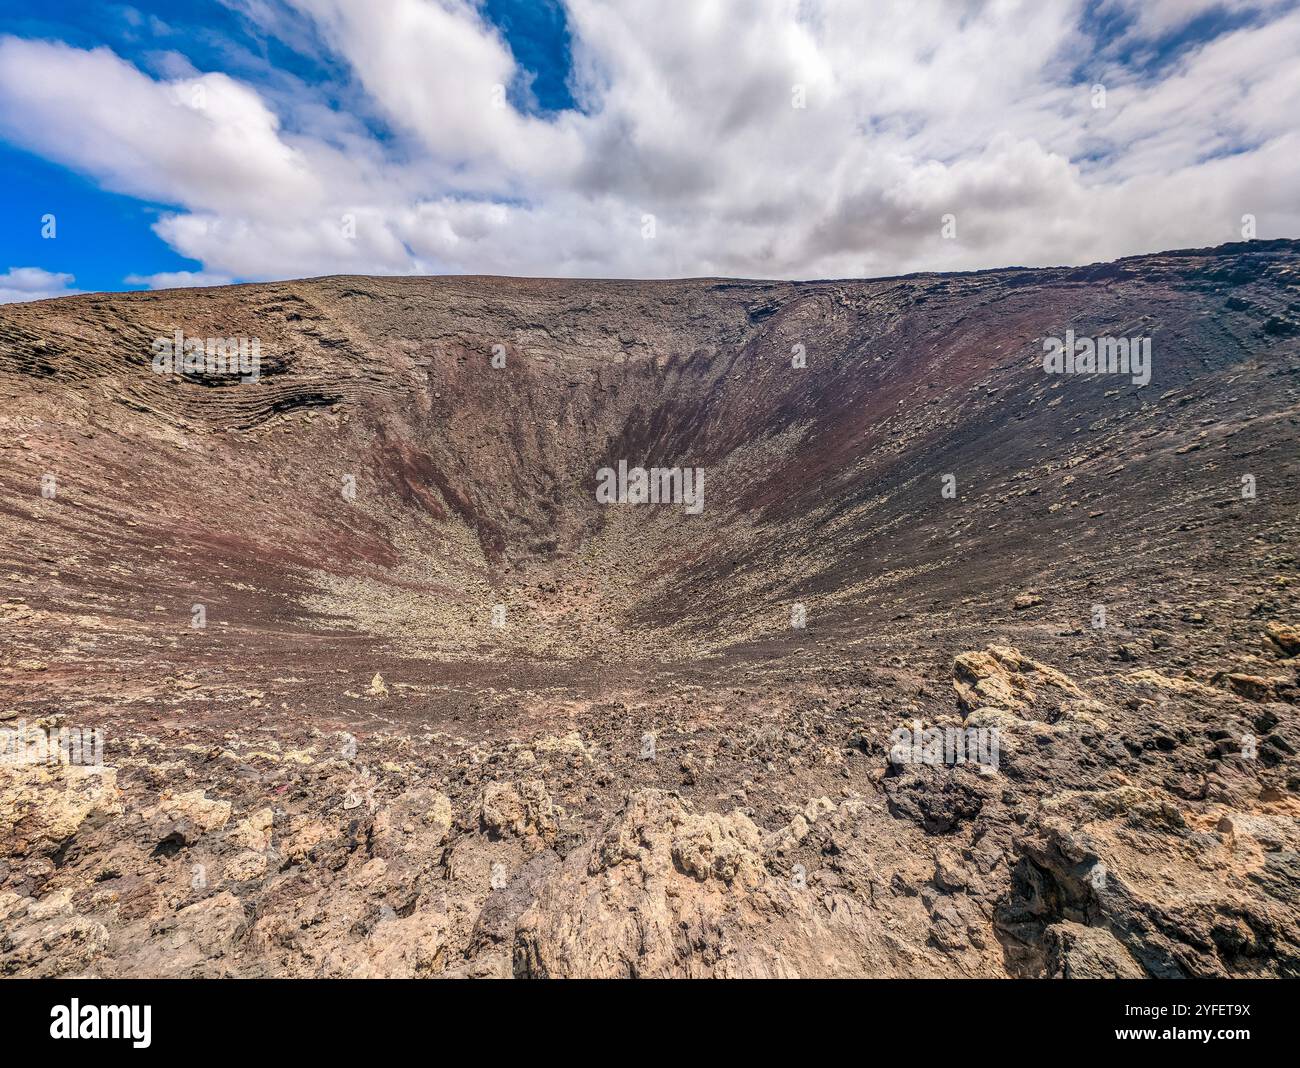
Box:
left=0, top=0, right=1296, bottom=284
left=0, top=37, right=326, bottom=217
left=0, top=267, right=79, bottom=304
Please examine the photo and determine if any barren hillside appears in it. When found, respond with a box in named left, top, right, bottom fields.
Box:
left=2, top=239, right=1298, bottom=977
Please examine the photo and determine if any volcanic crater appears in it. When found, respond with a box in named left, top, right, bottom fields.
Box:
left=2, top=239, right=1299, bottom=977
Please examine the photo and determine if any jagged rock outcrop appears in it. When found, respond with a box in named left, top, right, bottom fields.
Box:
left=953, top=645, right=1088, bottom=717
left=513, top=789, right=1008, bottom=978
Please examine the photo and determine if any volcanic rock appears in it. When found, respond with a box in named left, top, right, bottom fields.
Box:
left=2, top=240, right=1299, bottom=977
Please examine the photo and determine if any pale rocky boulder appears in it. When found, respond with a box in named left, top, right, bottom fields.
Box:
left=374, top=788, right=453, bottom=857
left=337, top=910, right=448, bottom=978
left=229, top=807, right=274, bottom=852
left=143, top=789, right=231, bottom=838
left=953, top=645, right=1087, bottom=717
left=1008, top=787, right=1300, bottom=978
left=480, top=780, right=556, bottom=848
left=0, top=889, right=110, bottom=977
left=223, top=851, right=269, bottom=882
left=0, top=765, right=121, bottom=858
left=143, top=892, right=247, bottom=977
left=514, top=789, right=960, bottom=979
left=1044, top=921, right=1146, bottom=978
left=1264, top=621, right=1300, bottom=657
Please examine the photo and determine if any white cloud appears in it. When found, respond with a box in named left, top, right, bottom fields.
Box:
left=0, top=38, right=325, bottom=218
left=124, top=270, right=235, bottom=289
left=0, top=0, right=1296, bottom=284
left=292, top=0, right=583, bottom=182
left=0, top=267, right=79, bottom=304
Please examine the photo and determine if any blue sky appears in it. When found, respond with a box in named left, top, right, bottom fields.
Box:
left=0, top=0, right=580, bottom=296
left=1, top=0, right=1297, bottom=300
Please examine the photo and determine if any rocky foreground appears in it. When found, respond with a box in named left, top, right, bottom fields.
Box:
left=2, top=241, right=1299, bottom=976
left=3, top=633, right=1299, bottom=978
